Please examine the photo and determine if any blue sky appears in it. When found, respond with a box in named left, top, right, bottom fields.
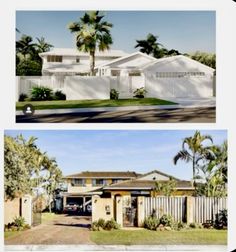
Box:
left=16, top=11, right=216, bottom=54
left=5, top=130, right=226, bottom=180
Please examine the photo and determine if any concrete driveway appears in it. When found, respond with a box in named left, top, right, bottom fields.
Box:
left=5, top=214, right=93, bottom=245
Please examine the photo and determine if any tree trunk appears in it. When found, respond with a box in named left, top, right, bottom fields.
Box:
left=89, top=51, right=95, bottom=76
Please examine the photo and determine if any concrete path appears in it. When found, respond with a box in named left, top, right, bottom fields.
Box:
left=5, top=215, right=93, bottom=245
left=16, top=107, right=216, bottom=123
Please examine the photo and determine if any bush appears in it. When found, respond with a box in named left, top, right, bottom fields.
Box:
left=214, top=209, right=227, bottom=229
left=97, top=218, right=106, bottom=229
left=16, top=59, right=42, bottom=76
left=172, top=221, right=186, bottom=231
left=53, top=90, right=66, bottom=100
left=13, top=216, right=26, bottom=228
left=104, top=218, right=120, bottom=230
left=91, top=221, right=100, bottom=231
left=18, top=93, right=28, bottom=102
left=144, top=216, right=159, bottom=230
left=110, top=89, right=119, bottom=100
left=31, top=86, right=53, bottom=101
left=159, top=214, right=173, bottom=227
left=133, top=87, right=147, bottom=98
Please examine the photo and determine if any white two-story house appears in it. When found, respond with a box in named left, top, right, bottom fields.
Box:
left=39, top=48, right=128, bottom=76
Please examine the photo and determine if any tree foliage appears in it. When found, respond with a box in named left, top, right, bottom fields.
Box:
left=154, top=179, right=176, bottom=196
left=16, top=34, right=53, bottom=76
left=68, top=11, right=113, bottom=76
left=4, top=135, right=62, bottom=203
left=189, top=51, right=216, bottom=69
left=173, top=131, right=227, bottom=197
left=135, top=33, right=181, bottom=59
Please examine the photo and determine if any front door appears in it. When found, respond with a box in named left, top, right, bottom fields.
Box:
left=123, top=197, right=137, bottom=227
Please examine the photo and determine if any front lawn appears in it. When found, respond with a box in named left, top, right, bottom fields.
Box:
left=41, top=212, right=57, bottom=224
left=90, top=229, right=227, bottom=245
left=4, top=230, right=23, bottom=240
left=16, top=98, right=177, bottom=111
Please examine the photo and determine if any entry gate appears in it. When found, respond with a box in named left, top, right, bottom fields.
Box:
left=32, top=197, right=42, bottom=226
left=123, top=197, right=137, bottom=227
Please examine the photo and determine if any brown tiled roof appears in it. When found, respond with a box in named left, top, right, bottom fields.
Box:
left=104, top=180, right=193, bottom=190
left=64, top=171, right=139, bottom=179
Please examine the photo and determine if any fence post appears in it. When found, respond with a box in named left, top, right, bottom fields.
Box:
left=186, top=196, right=194, bottom=224
left=137, top=196, right=145, bottom=227
left=115, top=196, right=123, bottom=228
left=21, top=195, right=32, bottom=225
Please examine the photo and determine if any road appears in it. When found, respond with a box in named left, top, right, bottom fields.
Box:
left=16, top=107, right=216, bottom=123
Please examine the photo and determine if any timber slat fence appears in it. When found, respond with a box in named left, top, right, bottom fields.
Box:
left=144, top=196, right=227, bottom=223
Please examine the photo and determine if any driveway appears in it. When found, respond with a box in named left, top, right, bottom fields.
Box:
left=15, top=107, right=216, bottom=123
left=5, top=214, right=93, bottom=245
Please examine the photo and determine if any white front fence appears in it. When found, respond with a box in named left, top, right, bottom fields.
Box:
left=16, top=74, right=213, bottom=101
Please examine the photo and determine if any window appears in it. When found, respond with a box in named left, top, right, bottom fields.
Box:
left=92, top=179, right=106, bottom=186
left=112, top=179, right=124, bottom=184
left=71, top=179, right=85, bottom=187
left=47, top=55, right=62, bottom=62
left=76, top=57, right=80, bottom=63
left=129, top=72, right=141, bottom=76
left=156, top=72, right=205, bottom=78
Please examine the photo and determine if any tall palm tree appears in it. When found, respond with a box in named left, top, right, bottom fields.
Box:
left=16, top=35, right=36, bottom=59
left=173, top=131, right=214, bottom=185
left=68, top=11, right=113, bottom=76
left=35, top=37, right=53, bottom=53
left=135, top=33, right=165, bottom=58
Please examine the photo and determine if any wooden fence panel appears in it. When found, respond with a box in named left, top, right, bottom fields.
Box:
left=144, top=197, right=186, bottom=222
left=144, top=196, right=227, bottom=223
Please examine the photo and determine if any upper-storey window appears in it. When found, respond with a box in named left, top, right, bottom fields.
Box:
left=47, top=55, right=62, bottom=63
left=71, top=178, right=85, bottom=187
left=76, top=57, right=80, bottom=63
left=92, top=179, right=107, bottom=186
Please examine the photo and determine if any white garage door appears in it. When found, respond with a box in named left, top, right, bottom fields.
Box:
left=145, top=72, right=213, bottom=98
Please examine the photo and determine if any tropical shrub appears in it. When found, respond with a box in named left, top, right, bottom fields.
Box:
left=16, top=59, right=42, bottom=76
left=110, top=89, right=119, bottom=100
left=91, top=218, right=119, bottom=231
left=159, top=214, right=173, bottom=227
left=104, top=218, right=120, bottom=230
left=13, top=216, right=26, bottom=228
left=143, top=216, right=159, bottom=230
left=91, top=221, right=100, bottom=231
left=31, top=86, right=53, bottom=101
left=133, top=87, right=147, bottom=98
left=18, top=93, right=28, bottom=102
left=53, top=90, right=66, bottom=100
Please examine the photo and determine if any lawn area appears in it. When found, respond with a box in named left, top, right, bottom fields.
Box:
left=41, top=212, right=57, bottom=223
left=16, top=98, right=177, bottom=111
left=4, top=230, right=23, bottom=240
left=90, top=229, right=227, bottom=245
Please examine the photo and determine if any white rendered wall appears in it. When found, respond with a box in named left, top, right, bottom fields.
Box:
left=64, top=76, right=110, bottom=100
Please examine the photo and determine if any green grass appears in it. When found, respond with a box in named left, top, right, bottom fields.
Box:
left=90, top=229, right=227, bottom=245
left=41, top=212, right=56, bottom=223
left=16, top=98, right=177, bottom=111
left=4, top=230, right=23, bottom=240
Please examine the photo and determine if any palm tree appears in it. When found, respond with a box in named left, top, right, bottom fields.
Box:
left=35, top=37, right=53, bottom=53
left=135, top=33, right=165, bottom=58
left=16, top=35, right=36, bottom=59
left=68, top=11, right=113, bottom=76
left=173, top=131, right=214, bottom=186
